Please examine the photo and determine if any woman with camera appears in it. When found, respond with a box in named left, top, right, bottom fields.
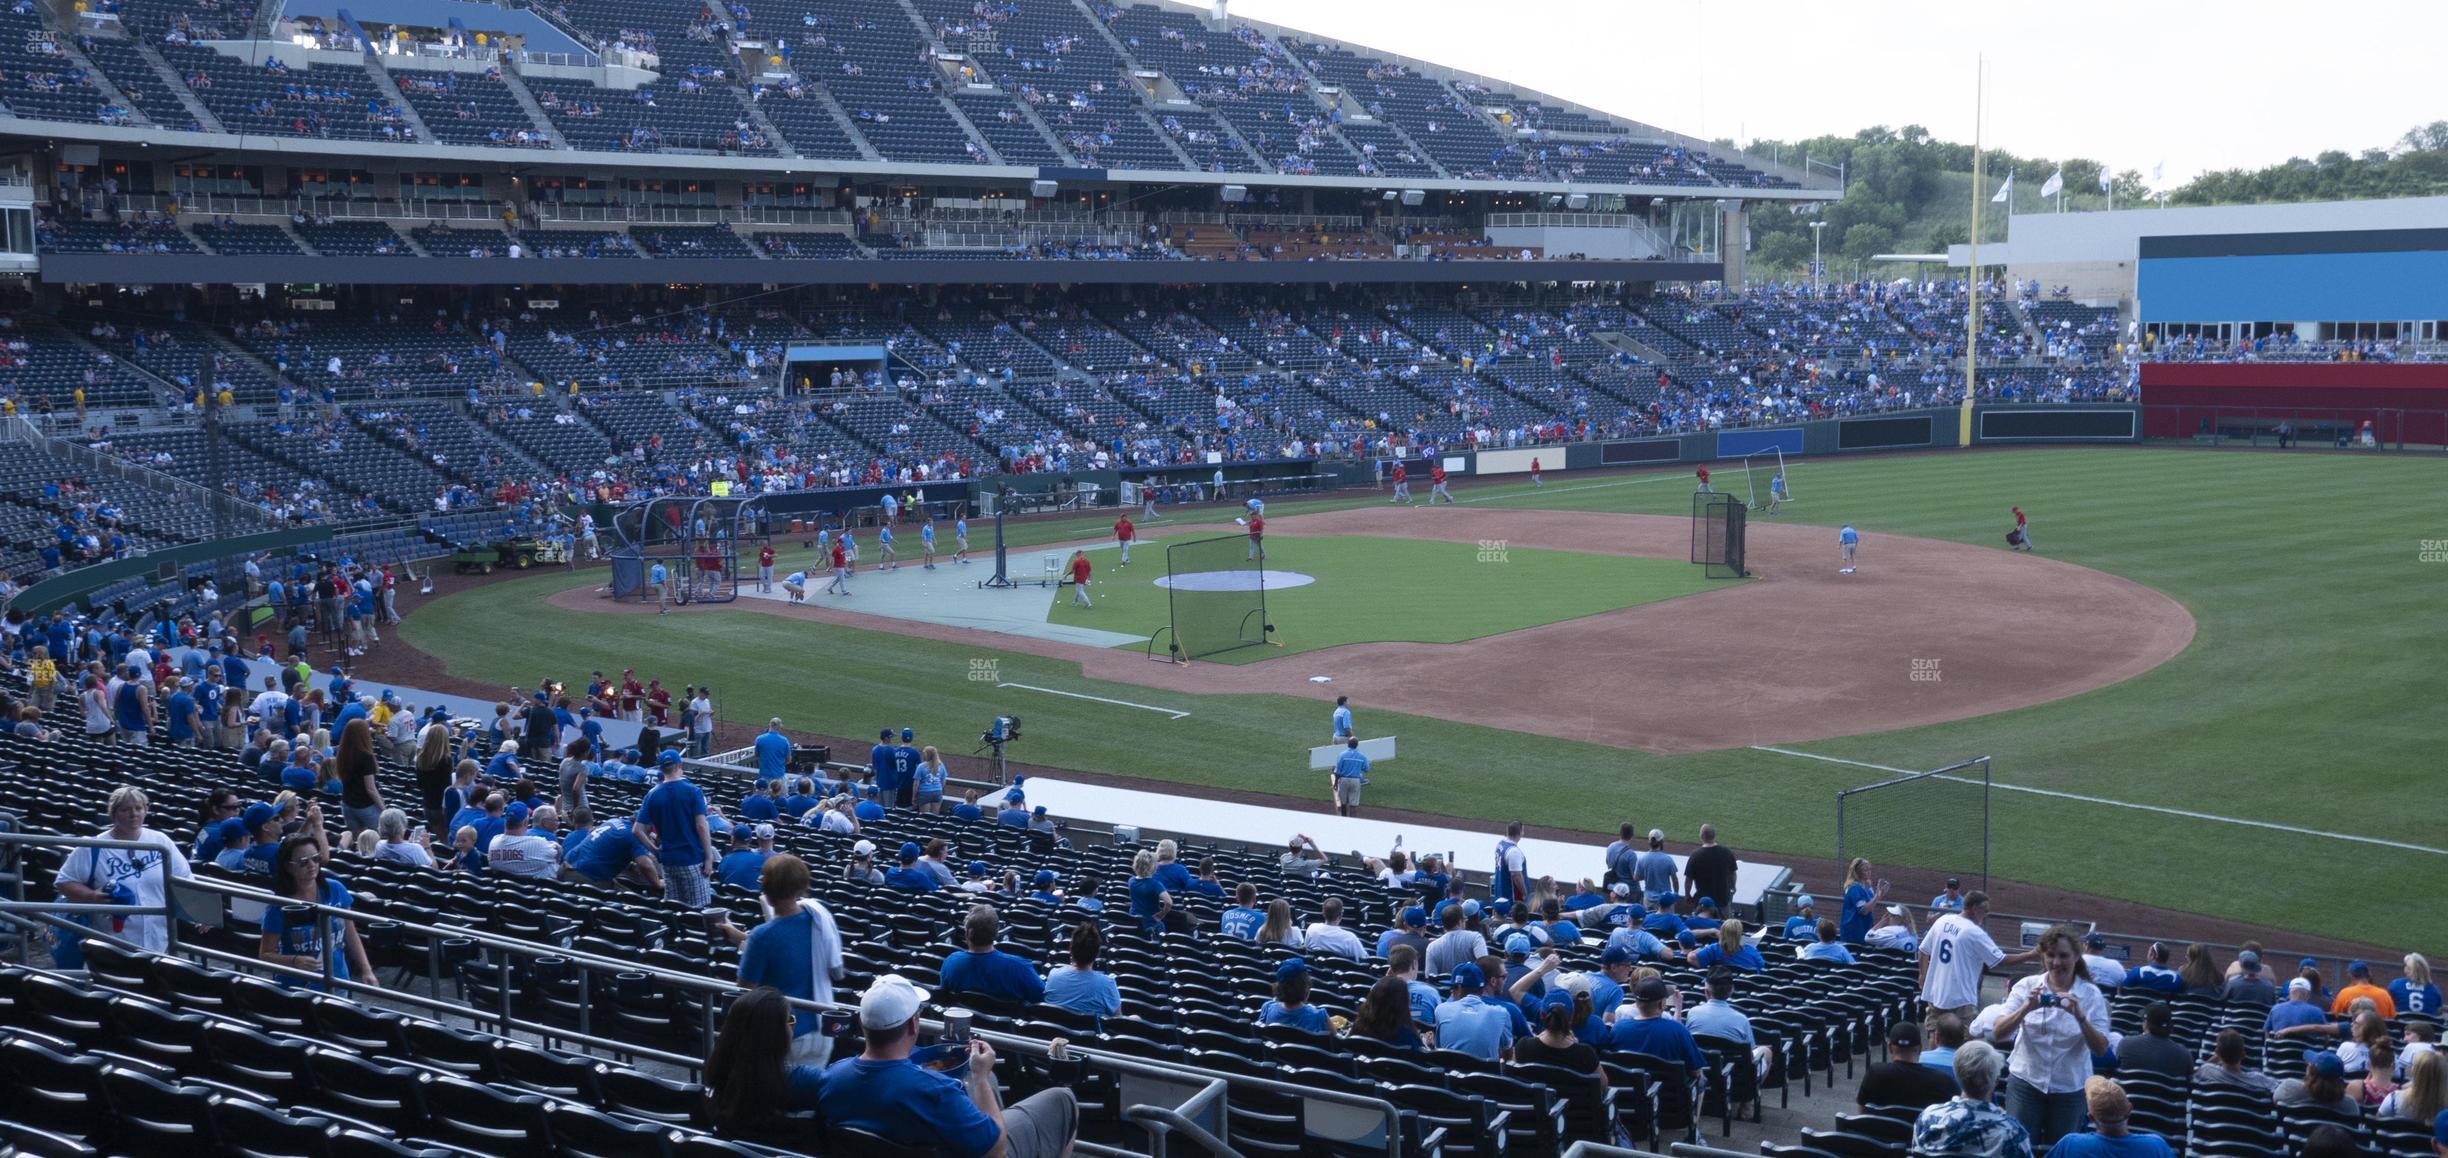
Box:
left=1991, top=925, right=2110, bottom=1147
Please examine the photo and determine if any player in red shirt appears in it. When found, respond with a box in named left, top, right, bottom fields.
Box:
left=619, top=669, right=643, bottom=722
left=1696, top=466, right=1712, bottom=494
left=1389, top=462, right=1412, bottom=504
left=647, top=679, right=672, bottom=728
left=1428, top=464, right=1453, bottom=504
left=822, top=539, right=852, bottom=596
left=1529, top=456, right=1543, bottom=489
left=757, top=543, right=776, bottom=592
left=1069, top=550, right=1093, bottom=608
left=1245, top=513, right=1265, bottom=562
left=2010, top=506, right=2034, bottom=552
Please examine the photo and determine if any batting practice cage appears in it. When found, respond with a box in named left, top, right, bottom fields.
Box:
left=606, top=495, right=767, bottom=605
left=1151, top=533, right=1273, bottom=663
left=1691, top=493, right=1749, bottom=578
left=1835, top=756, right=1992, bottom=897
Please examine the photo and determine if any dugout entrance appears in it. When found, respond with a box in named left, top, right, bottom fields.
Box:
left=1835, top=756, right=1992, bottom=896
left=1691, top=493, right=1748, bottom=578
left=1149, top=532, right=1275, bottom=664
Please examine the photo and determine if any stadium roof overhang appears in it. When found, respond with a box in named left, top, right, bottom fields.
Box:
left=0, top=118, right=1843, bottom=205
left=35, top=252, right=1727, bottom=286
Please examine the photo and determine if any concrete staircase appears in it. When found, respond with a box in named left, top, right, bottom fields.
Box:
left=50, top=37, right=150, bottom=125
left=1596, top=331, right=1673, bottom=366
left=497, top=70, right=565, bottom=147
left=737, top=94, right=798, bottom=158
left=360, top=59, right=433, bottom=142
left=133, top=40, right=223, bottom=132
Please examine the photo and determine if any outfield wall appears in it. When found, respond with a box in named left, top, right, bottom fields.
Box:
left=2138, top=364, right=2448, bottom=445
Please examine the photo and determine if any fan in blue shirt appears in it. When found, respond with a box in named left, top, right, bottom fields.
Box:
left=937, top=907, right=1045, bottom=1005
left=883, top=843, right=939, bottom=891
left=1257, top=958, right=1331, bottom=1033
left=1219, top=883, right=1266, bottom=941
left=1610, top=976, right=1708, bottom=1077
left=753, top=722, right=792, bottom=785
left=716, top=828, right=771, bottom=893
left=564, top=817, right=652, bottom=883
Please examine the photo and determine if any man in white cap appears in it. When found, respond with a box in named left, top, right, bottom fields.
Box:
left=819, top=973, right=1079, bottom=1157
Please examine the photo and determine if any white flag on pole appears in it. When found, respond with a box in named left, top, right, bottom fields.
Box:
left=2152, top=160, right=2165, bottom=183
left=1991, top=171, right=2014, bottom=203
left=2040, top=168, right=2064, bottom=198
left=2099, top=168, right=2112, bottom=193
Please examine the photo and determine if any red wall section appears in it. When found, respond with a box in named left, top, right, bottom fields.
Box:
left=2138, top=363, right=2448, bottom=443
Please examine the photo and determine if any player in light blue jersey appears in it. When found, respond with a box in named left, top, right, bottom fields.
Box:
left=1838, top=524, right=1859, bottom=575
left=876, top=524, right=897, bottom=571
left=953, top=517, right=970, bottom=564
left=920, top=520, right=937, bottom=569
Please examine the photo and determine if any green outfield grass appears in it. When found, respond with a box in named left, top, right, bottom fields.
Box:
left=399, top=448, right=2448, bottom=948
left=1040, top=534, right=1728, bottom=661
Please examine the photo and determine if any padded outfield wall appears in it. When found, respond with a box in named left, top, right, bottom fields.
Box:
left=2139, top=364, right=2448, bottom=445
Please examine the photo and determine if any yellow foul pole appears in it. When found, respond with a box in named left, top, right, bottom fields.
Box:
left=1961, top=58, right=1982, bottom=446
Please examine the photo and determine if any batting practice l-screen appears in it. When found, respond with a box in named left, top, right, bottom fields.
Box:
left=1691, top=493, right=1748, bottom=579
left=1161, top=533, right=1270, bottom=661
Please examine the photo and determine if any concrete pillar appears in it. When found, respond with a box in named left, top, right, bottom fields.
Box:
left=1718, top=200, right=1747, bottom=291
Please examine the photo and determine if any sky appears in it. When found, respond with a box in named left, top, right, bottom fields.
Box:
left=1212, top=0, right=2445, bottom=186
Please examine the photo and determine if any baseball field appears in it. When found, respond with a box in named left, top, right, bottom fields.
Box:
left=395, top=446, right=2448, bottom=950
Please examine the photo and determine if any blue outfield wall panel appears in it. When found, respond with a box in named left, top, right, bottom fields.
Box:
left=2138, top=251, right=2448, bottom=322
left=1715, top=427, right=1805, bottom=457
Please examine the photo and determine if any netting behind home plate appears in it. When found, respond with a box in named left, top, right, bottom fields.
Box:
left=1162, top=533, right=1269, bottom=661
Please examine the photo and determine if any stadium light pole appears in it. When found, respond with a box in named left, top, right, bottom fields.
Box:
left=1809, top=219, right=1828, bottom=292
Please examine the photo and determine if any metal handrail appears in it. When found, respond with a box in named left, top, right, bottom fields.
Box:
left=1119, top=1076, right=1235, bottom=1158
left=0, top=830, right=180, bottom=965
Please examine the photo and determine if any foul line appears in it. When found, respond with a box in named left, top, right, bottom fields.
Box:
left=1749, top=745, right=2448, bottom=857
left=1455, top=462, right=1801, bottom=507
left=997, top=682, right=1191, bottom=720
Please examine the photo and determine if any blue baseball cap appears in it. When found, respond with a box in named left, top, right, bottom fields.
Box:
left=2308, top=1051, right=2346, bottom=1081
left=967, top=860, right=989, bottom=877
left=1450, top=962, right=1486, bottom=992
left=1032, top=805, right=1047, bottom=817
left=1542, top=989, right=1575, bottom=1013
left=1490, top=898, right=1513, bottom=916
left=217, top=817, right=251, bottom=844
left=1696, top=896, right=1718, bottom=911
left=1275, top=957, right=1309, bottom=982
left=657, top=749, right=681, bottom=767
left=1503, top=934, right=1532, bottom=958
left=1795, top=894, right=1816, bottom=908
left=242, top=802, right=278, bottom=834
left=1602, top=943, right=1637, bottom=965
left=1461, top=899, right=1482, bottom=918
left=1032, top=869, right=1056, bottom=887
left=2432, top=1109, right=2448, bottom=1147
left=505, top=802, right=529, bottom=824
left=901, top=728, right=913, bottom=741
left=2300, top=957, right=2319, bottom=970
left=1401, top=905, right=1427, bottom=928
left=897, top=842, right=921, bottom=863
